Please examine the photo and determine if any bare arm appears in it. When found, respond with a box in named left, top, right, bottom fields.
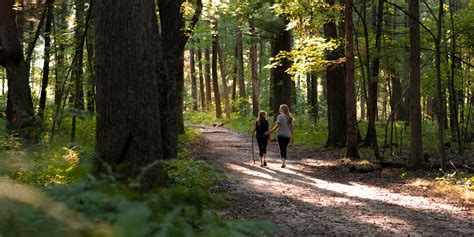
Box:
left=290, top=126, right=294, bottom=145
left=266, top=122, right=281, bottom=135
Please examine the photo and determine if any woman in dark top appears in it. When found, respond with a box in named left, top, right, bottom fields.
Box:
left=253, top=110, right=271, bottom=167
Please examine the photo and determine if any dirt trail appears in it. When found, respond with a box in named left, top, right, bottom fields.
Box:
left=194, top=125, right=474, bottom=235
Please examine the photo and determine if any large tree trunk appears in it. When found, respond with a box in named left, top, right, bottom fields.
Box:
left=250, top=21, right=259, bottom=117
left=345, top=0, right=360, bottom=159
left=407, top=0, right=426, bottom=169
left=38, top=0, right=54, bottom=120
left=215, top=24, right=231, bottom=119
left=271, top=20, right=293, bottom=116
left=158, top=0, right=185, bottom=156
left=212, top=32, right=222, bottom=118
left=197, top=40, right=205, bottom=110
left=94, top=0, right=164, bottom=183
left=189, top=42, right=198, bottom=111
left=204, top=47, right=212, bottom=109
left=324, top=0, right=346, bottom=147
left=0, top=0, right=36, bottom=143
left=71, top=0, right=85, bottom=143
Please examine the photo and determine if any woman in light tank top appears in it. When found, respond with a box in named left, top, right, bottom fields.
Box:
left=266, top=104, right=295, bottom=168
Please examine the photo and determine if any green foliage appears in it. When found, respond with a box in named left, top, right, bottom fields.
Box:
left=185, top=111, right=219, bottom=126
left=436, top=171, right=474, bottom=191
left=0, top=174, right=273, bottom=237
left=0, top=119, right=274, bottom=236
left=178, top=127, right=204, bottom=159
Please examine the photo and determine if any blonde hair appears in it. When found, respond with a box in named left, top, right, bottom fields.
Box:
left=279, top=104, right=294, bottom=125
left=257, top=110, right=267, bottom=126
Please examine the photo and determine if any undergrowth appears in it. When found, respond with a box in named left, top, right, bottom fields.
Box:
left=0, top=109, right=274, bottom=236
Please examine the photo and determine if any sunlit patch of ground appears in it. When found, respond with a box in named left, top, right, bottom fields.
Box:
left=196, top=125, right=474, bottom=235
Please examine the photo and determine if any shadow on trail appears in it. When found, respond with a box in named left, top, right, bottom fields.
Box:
left=197, top=125, right=474, bottom=235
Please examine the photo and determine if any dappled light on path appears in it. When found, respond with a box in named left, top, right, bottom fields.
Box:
left=196, top=125, right=474, bottom=235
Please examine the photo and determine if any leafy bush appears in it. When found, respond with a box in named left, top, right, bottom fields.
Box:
left=0, top=159, right=273, bottom=237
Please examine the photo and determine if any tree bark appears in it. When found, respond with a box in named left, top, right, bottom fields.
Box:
left=231, top=43, right=237, bottom=102
left=86, top=17, right=95, bottom=113
left=215, top=24, right=231, bottom=119
left=38, top=0, right=54, bottom=120
left=271, top=20, right=293, bottom=116
left=158, top=0, right=185, bottom=154
left=345, top=0, right=360, bottom=159
left=189, top=41, right=198, bottom=111
left=197, top=41, right=205, bottom=110
left=324, top=0, right=346, bottom=147
left=212, top=32, right=222, bottom=118
left=71, top=0, right=85, bottom=143
left=363, top=0, right=383, bottom=160
left=204, top=47, right=212, bottom=109
left=407, top=0, right=426, bottom=169
left=94, top=0, right=163, bottom=183
left=250, top=21, right=259, bottom=117
left=236, top=22, right=246, bottom=113
left=308, top=73, right=319, bottom=123
left=0, top=0, right=36, bottom=143
left=434, top=0, right=446, bottom=169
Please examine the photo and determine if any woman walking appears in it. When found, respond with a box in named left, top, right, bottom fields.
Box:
left=266, top=104, right=294, bottom=168
left=253, top=110, right=271, bottom=167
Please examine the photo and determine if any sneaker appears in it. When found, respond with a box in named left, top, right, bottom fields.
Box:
left=260, top=164, right=264, bottom=167
left=264, top=161, right=267, bottom=166
left=281, top=164, right=286, bottom=168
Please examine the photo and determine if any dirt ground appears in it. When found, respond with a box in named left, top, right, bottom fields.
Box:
left=194, top=125, right=474, bottom=236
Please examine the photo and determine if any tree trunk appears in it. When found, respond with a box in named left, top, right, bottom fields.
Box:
left=158, top=0, right=197, bottom=153
left=204, top=47, right=212, bottom=109
left=407, top=0, right=426, bottom=169
left=189, top=42, right=198, bottom=111
left=236, top=22, right=246, bottom=113
left=0, top=0, right=36, bottom=143
left=71, top=0, right=85, bottom=143
left=447, top=0, right=461, bottom=153
left=435, top=0, right=446, bottom=169
left=363, top=0, right=383, bottom=159
left=197, top=41, right=205, bottom=110
left=324, top=0, right=346, bottom=147
left=345, top=0, right=360, bottom=159
left=250, top=21, right=259, bottom=117
left=309, top=73, right=319, bottom=123
left=38, top=0, right=54, bottom=120
left=231, top=43, right=237, bottom=102
left=212, top=32, right=222, bottom=118
left=215, top=23, right=231, bottom=118
left=271, top=21, right=293, bottom=116
left=86, top=18, right=95, bottom=113
left=94, top=0, right=164, bottom=184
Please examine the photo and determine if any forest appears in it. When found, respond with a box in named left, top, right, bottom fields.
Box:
left=0, top=0, right=473, bottom=235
